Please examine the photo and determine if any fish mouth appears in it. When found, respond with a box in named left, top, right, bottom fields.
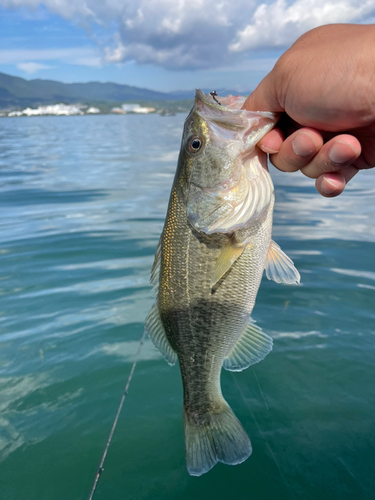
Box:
left=194, top=89, right=279, bottom=136
left=195, top=89, right=247, bottom=110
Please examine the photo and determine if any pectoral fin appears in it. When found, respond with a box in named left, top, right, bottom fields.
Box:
left=211, top=238, right=246, bottom=288
left=223, top=319, right=273, bottom=372
left=265, top=240, right=300, bottom=285
left=144, top=303, right=177, bottom=366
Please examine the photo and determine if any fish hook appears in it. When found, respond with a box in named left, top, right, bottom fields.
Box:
left=210, top=90, right=221, bottom=105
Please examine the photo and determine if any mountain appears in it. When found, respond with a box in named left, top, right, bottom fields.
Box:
left=0, top=72, right=173, bottom=108
left=0, top=71, right=249, bottom=109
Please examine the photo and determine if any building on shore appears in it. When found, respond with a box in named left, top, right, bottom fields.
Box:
left=111, top=104, right=156, bottom=114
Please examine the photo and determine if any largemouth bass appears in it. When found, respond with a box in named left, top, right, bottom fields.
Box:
left=145, top=90, right=300, bottom=476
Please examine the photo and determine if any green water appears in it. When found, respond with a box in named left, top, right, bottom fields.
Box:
left=0, top=114, right=374, bottom=500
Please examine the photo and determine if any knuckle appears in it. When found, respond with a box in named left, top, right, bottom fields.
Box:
left=302, top=161, right=341, bottom=179
left=271, top=153, right=301, bottom=172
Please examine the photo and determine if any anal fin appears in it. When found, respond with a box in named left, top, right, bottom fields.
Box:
left=145, top=303, right=177, bottom=366
left=223, top=320, right=273, bottom=372
left=265, top=240, right=300, bottom=285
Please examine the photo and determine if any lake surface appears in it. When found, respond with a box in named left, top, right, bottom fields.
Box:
left=0, top=114, right=374, bottom=500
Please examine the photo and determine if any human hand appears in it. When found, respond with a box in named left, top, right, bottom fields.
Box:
left=243, top=24, right=375, bottom=197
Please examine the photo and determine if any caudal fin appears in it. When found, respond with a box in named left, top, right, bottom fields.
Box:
left=184, top=403, right=252, bottom=476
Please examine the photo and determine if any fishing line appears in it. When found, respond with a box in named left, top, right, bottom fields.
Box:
left=231, top=372, right=296, bottom=500
left=252, top=369, right=269, bottom=412
left=88, top=328, right=147, bottom=500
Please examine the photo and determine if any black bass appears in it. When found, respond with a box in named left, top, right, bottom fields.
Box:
left=145, top=90, right=300, bottom=476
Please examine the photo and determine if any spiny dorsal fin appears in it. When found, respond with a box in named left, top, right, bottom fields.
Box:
left=211, top=238, right=246, bottom=288
left=265, top=240, right=300, bottom=285
left=144, top=303, right=177, bottom=366
left=223, top=320, right=273, bottom=372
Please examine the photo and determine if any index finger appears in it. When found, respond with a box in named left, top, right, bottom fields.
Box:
left=242, top=72, right=284, bottom=113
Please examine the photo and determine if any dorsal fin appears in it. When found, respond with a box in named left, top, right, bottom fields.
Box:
left=223, top=320, right=273, bottom=372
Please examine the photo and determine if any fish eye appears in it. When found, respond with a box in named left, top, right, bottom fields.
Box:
left=188, top=136, right=203, bottom=153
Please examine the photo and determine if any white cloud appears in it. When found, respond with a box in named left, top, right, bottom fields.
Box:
left=0, top=0, right=96, bottom=19
left=0, top=0, right=374, bottom=69
left=17, top=62, right=52, bottom=73
left=0, top=47, right=101, bottom=66
left=102, top=0, right=256, bottom=69
left=0, top=0, right=256, bottom=69
left=229, top=0, right=375, bottom=52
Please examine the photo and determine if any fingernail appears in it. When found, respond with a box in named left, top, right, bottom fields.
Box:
left=292, top=132, right=318, bottom=157
left=260, top=145, right=279, bottom=154
left=328, top=142, right=358, bottom=165
left=320, top=177, right=343, bottom=195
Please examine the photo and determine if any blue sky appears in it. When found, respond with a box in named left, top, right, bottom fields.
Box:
left=0, top=0, right=373, bottom=92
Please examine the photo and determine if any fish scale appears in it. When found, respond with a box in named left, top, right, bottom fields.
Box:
left=145, top=90, right=300, bottom=476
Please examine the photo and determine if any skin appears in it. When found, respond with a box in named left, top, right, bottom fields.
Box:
left=243, top=24, right=375, bottom=197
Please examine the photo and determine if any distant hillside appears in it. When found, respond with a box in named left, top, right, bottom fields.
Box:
left=0, top=71, right=249, bottom=109
left=0, top=72, right=174, bottom=108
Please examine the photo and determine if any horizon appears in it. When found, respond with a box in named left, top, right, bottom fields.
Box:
left=0, top=2, right=374, bottom=93
left=0, top=69, right=254, bottom=95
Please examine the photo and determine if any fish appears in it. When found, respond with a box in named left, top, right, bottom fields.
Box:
left=145, top=89, right=300, bottom=476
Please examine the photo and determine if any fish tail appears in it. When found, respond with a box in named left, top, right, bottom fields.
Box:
left=184, top=401, right=252, bottom=476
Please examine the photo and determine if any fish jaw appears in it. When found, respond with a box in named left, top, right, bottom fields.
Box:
left=185, top=90, right=277, bottom=235
left=187, top=151, right=274, bottom=234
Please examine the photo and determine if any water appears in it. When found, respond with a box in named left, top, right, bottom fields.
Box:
left=0, top=114, right=374, bottom=500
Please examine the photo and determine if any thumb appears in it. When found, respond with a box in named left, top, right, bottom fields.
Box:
left=242, top=71, right=284, bottom=113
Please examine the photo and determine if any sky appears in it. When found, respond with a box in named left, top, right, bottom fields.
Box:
left=0, top=0, right=374, bottom=92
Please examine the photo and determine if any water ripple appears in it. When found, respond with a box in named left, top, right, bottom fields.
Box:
left=0, top=114, right=374, bottom=499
